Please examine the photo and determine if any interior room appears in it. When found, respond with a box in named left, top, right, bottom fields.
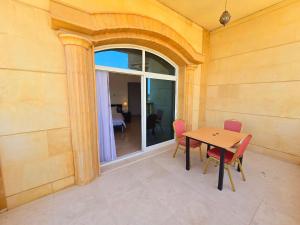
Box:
left=109, top=72, right=141, bottom=157
left=0, top=0, right=300, bottom=225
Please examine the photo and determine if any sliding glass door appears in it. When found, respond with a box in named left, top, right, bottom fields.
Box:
left=146, top=78, right=175, bottom=147
left=95, top=45, right=177, bottom=155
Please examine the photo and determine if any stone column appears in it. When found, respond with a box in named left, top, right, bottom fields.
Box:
left=59, top=33, right=99, bottom=185
left=0, top=168, right=6, bottom=210
left=183, top=64, right=201, bottom=130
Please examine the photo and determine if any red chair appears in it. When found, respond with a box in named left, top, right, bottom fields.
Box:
left=172, top=119, right=203, bottom=161
left=203, top=135, right=252, bottom=191
left=224, top=119, right=243, bottom=167
left=205, top=120, right=242, bottom=158
left=224, top=119, right=242, bottom=132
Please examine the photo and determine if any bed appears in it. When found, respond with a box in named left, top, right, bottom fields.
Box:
left=111, top=104, right=126, bottom=132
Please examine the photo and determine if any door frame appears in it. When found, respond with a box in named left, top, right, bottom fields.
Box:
left=94, top=44, right=178, bottom=154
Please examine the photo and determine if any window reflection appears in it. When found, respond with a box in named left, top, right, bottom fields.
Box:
left=95, top=48, right=142, bottom=71
left=146, top=78, right=175, bottom=146
left=145, top=52, right=175, bottom=75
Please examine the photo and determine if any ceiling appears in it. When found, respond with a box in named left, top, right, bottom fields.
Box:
left=157, top=0, right=284, bottom=30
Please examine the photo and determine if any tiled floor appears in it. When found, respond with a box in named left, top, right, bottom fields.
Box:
left=1, top=145, right=300, bottom=225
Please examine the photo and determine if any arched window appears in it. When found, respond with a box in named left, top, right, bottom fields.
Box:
left=95, top=47, right=176, bottom=76
left=145, top=51, right=175, bottom=75
left=95, top=48, right=143, bottom=71
left=95, top=46, right=177, bottom=149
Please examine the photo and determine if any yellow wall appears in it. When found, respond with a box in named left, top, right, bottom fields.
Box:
left=0, top=168, right=6, bottom=209
left=205, top=0, right=300, bottom=162
left=0, top=0, right=74, bottom=209
left=0, top=0, right=204, bottom=209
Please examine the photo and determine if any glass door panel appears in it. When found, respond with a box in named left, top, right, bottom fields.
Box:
left=146, top=78, right=175, bottom=147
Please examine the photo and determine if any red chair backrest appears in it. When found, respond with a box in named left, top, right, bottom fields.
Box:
left=224, top=119, right=242, bottom=133
left=173, top=119, right=186, bottom=139
left=235, top=135, right=252, bottom=159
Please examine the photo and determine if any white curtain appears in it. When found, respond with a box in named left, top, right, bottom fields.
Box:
left=95, top=70, right=117, bottom=162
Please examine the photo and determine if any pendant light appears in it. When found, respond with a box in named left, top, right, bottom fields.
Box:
left=219, top=0, right=231, bottom=26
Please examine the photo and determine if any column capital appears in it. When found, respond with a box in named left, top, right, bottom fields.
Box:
left=186, top=64, right=198, bottom=72
left=59, top=33, right=92, bottom=49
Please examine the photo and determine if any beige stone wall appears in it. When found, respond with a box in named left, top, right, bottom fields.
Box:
left=0, top=0, right=205, bottom=209
left=0, top=168, right=6, bottom=210
left=205, top=0, right=300, bottom=163
left=0, top=0, right=74, bottom=209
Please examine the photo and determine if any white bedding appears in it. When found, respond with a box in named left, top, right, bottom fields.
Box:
left=112, top=113, right=126, bottom=128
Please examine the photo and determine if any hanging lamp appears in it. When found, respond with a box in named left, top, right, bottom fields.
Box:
left=219, top=0, right=231, bottom=26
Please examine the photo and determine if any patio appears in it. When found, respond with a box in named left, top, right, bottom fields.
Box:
left=1, top=0, right=300, bottom=224
left=1, top=145, right=299, bottom=225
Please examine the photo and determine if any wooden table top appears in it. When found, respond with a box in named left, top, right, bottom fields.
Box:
left=184, top=127, right=248, bottom=151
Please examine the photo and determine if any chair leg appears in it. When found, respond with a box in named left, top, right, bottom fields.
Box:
left=203, top=157, right=211, bottom=174
left=233, top=161, right=237, bottom=168
left=173, top=143, right=179, bottom=158
left=237, top=159, right=246, bottom=181
left=226, top=166, right=236, bottom=192
left=199, top=146, right=203, bottom=161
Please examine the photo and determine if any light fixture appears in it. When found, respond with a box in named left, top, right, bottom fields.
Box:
left=219, top=0, right=231, bottom=26
left=123, top=101, right=128, bottom=112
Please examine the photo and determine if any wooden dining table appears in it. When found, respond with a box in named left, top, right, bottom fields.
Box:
left=184, top=127, right=248, bottom=191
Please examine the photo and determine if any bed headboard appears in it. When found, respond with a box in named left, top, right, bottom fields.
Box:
left=111, top=104, right=123, bottom=113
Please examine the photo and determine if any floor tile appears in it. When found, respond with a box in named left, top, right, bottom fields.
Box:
left=1, top=146, right=300, bottom=225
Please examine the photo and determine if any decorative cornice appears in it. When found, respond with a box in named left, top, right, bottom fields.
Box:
left=51, top=1, right=205, bottom=64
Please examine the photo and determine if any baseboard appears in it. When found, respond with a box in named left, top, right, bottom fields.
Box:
left=5, top=176, right=75, bottom=210
left=249, top=144, right=300, bottom=165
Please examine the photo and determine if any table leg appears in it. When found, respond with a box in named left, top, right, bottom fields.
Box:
left=206, top=144, right=210, bottom=158
left=237, top=156, right=243, bottom=172
left=218, top=148, right=225, bottom=191
left=186, top=136, right=190, bottom=170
